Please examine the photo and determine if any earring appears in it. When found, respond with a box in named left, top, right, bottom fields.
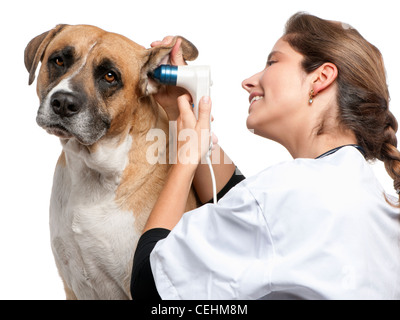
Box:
left=309, top=89, right=315, bottom=105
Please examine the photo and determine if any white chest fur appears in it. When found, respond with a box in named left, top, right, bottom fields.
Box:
left=50, top=135, right=138, bottom=300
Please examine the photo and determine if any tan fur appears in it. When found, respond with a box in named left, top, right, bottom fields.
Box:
left=57, top=151, right=66, bottom=167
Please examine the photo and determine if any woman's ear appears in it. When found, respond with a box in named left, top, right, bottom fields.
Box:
left=311, top=62, right=338, bottom=94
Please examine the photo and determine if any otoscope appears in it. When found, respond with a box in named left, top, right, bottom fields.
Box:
left=151, top=65, right=217, bottom=204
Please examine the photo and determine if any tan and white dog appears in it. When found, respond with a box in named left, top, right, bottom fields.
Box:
left=25, top=25, right=199, bottom=300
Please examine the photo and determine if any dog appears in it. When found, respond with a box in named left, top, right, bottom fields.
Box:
left=25, top=25, right=199, bottom=300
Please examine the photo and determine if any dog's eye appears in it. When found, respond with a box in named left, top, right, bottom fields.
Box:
left=104, top=72, right=116, bottom=83
left=55, top=57, right=64, bottom=67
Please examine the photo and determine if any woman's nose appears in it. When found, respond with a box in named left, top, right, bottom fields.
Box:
left=241, top=72, right=261, bottom=93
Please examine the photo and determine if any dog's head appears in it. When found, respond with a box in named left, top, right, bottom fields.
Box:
left=25, top=25, right=198, bottom=145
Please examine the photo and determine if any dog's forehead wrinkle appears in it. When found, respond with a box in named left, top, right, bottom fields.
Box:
left=88, top=41, right=97, bottom=53
left=64, top=41, right=98, bottom=81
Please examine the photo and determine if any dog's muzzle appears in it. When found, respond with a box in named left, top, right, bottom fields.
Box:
left=37, top=89, right=111, bottom=145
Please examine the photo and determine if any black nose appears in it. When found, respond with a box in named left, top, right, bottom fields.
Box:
left=51, top=92, right=81, bottom=117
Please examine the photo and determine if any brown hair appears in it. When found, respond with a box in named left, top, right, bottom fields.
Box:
left=284, top=12, right=400, bottom=205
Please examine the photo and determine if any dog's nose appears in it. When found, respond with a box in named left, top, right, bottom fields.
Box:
left=51, top=92, right=81, bottom=117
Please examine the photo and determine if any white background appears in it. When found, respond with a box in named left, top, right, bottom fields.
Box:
left=1, top=0, right=399, bottom=299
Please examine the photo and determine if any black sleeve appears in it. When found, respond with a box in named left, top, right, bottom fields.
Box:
left=130, top=228, right=170, bottom=300
left=206, top=168, right=246, bottom=204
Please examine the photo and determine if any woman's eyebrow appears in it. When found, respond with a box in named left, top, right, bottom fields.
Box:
left=267, top=51, right=282, bottom=61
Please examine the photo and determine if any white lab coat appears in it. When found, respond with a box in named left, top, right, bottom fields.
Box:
left=150, top=146, right=400, bottom=299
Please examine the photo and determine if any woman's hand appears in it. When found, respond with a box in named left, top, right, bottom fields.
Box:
left=151, top=37, right=188, bottom=120
left=176, top=94, right=212, bottom=168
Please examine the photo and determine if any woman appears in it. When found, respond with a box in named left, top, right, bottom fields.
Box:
left=130, top=12, right=400, bottom=299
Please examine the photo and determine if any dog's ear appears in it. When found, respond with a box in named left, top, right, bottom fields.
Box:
left=139, top=36, right=198, bottom=96
left=24, top=24, right=67, bottom=85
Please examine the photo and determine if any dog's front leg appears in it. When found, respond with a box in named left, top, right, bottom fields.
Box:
left=55, top=260, right=77, bottom=300
left=62, top=279, right=78, bottom=300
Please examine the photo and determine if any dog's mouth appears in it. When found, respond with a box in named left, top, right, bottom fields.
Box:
left=45, top=124, right=74, bottom=139
left=36, top=104, right=111, bottom=145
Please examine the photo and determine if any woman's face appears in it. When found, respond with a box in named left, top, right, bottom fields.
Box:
left=242, top=38, right=312, bottom=145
